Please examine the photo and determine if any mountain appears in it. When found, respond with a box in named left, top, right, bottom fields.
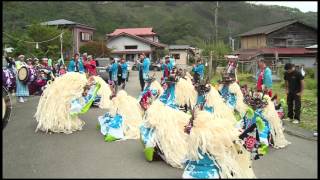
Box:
left=3, top=1, right=317, bottom=47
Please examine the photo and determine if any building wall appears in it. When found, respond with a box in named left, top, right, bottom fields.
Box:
left=74, top=27, right=94, bottom=53
left=169, top=49, right=188, bottom=65
left=140, top=35, right=158, bottom=42
left=107, top=36, right=152, bottom=51
left=266, top=23, right=317, bottom=48
left=240, top=35, right=267, bottom=49
left=290, top=57, right=316, bottom=68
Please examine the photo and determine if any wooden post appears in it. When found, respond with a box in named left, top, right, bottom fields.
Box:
left=209, top=51, right=213, bottom=80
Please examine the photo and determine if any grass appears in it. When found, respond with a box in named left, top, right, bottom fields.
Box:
left=211, top=73, right=318, bottom=131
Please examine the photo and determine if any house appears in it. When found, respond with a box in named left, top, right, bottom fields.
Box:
left=234, top=19, right=317, bottom=77
left=40, top=19, right=96, bottom=56
left=106, top=27, right=166, bottom=62
left=168, top=45, right=197, bottom=65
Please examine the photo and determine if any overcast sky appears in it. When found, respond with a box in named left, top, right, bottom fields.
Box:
left=247, top=1, right=318, bottom=12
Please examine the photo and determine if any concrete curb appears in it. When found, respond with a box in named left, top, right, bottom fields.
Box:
left=283, top=121, right=317, bottom=141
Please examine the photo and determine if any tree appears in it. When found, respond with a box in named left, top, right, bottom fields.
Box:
left=79, top=40, right=111, bottom=58
left=4, top=23, right=72, bottom=62
left=199, top=40, right=231, bottom=76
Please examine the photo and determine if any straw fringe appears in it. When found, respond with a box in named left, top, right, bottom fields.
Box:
left=145, top=100, right=190, bottom=168
left=175, top=78, right=197, bottom=107
left=188, top=110, right=256, bottom=178
left=34, top=72, right=87, bottom=134
left=93, top=76, right=112, bottom=109
left=109, top=90, right=144, bottom=139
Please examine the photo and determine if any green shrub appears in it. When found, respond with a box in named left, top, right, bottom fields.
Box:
left=305, top=78, right=317, bottom=90
left=305, top=68, right=315, bottom=78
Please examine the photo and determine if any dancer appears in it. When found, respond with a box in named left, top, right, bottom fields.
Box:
left=15, top=55, right=29, bottom=103
left=35, top=72, right=100, bottom=134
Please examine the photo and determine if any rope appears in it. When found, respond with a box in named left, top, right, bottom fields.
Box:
left=3, top=31, right=65, bottom=44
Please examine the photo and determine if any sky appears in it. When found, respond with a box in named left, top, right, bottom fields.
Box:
left=247, top=1, right=318, bottom=12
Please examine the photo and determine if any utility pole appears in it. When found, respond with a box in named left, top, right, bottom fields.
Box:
left=214, top=1, right=219, bottom=43
left=209, top=51, right=213, bottom=80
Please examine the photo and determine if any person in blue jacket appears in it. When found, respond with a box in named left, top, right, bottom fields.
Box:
left=118, top=58, right=128, bottom=89
left=68, top=53, right=85, bottom=73
left=256, top=59, right=273, bottom=97
left=137, top=53, right=150, bottom=91
left=161, top=56, right=173, bottom=80
left=192, top=59, right=204, bottom=84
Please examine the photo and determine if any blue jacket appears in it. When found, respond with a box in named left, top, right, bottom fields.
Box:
left=169, top=58, right=175, bottom=67
left=68, top=59, right=84, bottom=73
left=256, top=67, right=272, bottom=88
left=192, top=64, right=205, bottom=80
left=138, top=58, right=150, bottom=80
left=120, top=63, right=128, bottom=79
left=109, top=63, right=119, bottom=81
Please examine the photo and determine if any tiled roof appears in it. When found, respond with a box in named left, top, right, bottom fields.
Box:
left=108, top=27, right=156, bottom=36
left=234, top=48, right=316, bottom=61
left=107, top=32, right=166, bottom=48
left=40, top=19, right=95, bottom=30
left=168, top=45, right=191, bottom=50
left=238, top=19, right=316, bottom=37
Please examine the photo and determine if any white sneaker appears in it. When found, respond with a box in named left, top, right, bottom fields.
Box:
left=283, top=118, right=293, bottom=121
left=292, top=120, right=300, bottom=124
left=18, top=97, right=24, bottom=103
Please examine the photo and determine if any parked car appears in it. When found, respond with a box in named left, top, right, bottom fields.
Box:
left=151, top=61, right=161, bottom=71
left=95, top=58, right=110, bottom=81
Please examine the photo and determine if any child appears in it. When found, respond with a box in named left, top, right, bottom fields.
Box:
left=59, top=64, right=67, bottom=76
left=271, top=94, right=285, bottom=120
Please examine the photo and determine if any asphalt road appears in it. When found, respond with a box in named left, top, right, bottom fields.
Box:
left=3, top=71, right=318, bottom=178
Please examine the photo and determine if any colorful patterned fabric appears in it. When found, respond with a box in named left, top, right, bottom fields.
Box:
left=183, top=151, right=221, bottom=179
left=220, top=85, right=237, bottom=109
left=98, top=113, right=124, bottom=140
left=196, top=94, right=214, bottom=113
left=159, top=84, right=179, bottom=110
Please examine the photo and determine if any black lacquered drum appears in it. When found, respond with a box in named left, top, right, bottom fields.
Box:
left=2, top=87, right=12, bottom=129
left=18, top=66, right=29, bottom=83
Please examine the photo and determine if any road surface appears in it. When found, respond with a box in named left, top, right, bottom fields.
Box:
left=3, top=71, right=317, bottom=178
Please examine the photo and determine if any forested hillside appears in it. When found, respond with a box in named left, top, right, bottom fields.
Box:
left=3, top=1, right=317, bottom=47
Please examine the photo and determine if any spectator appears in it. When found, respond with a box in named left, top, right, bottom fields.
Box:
left=256, top=59, right=273, bottom=97
left=118, top=58, right=128, bottom=89
left=137, top=53, right=150, bottom=91
left=68, top=53, right=85, bottom=73
left=284, top=63, right=304, bottom=124
left=83, top=55, right=97, bottom=76
left=108, top=57, right=119, bottom=91
left=192, top=58, right=204, bottom=84
left=161, top=55, right=173, bottom=80
left=59, top=64, right=67, bottom=76
left=82, top=52, right=87, bottom=63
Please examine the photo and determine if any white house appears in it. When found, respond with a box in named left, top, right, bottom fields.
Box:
left=168, top=45, right=197, bottom=65
left=106, top=28, right=166, bottom=62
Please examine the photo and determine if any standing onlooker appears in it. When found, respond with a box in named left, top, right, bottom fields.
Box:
left=256, top=59, right=273, bottom=97
left=300, top=64, right=306, bottom=77
left=59, top=64, right=67, bottom=76
left=284, top=63, right=304, bottom=124
left=137, top=53, right=150, bottom=91
left=161, top=55, right=173, bottom=80
left=68, top=53, right=85, bottom=73
left=82, top=53, right=87, bottom=63
left=192, top=58, right=204, bottom=84
left=108, top=57, right=119, bottom=91
left=118, top=58, right=128, bottom=89
left=83, top=55, right=97, bottom=76
left=15, top=55, right=29, bottom=103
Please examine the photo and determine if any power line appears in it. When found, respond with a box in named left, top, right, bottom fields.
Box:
left=3, top=31, right=64, bottom=44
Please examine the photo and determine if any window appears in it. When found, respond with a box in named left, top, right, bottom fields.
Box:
left=124, top=45, right=138, bottom=49
left=80, top=32, right=92, bottom=41
left=273, top=38, right=287, bottom=47
left=172, top=54, right=180, bottom=60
